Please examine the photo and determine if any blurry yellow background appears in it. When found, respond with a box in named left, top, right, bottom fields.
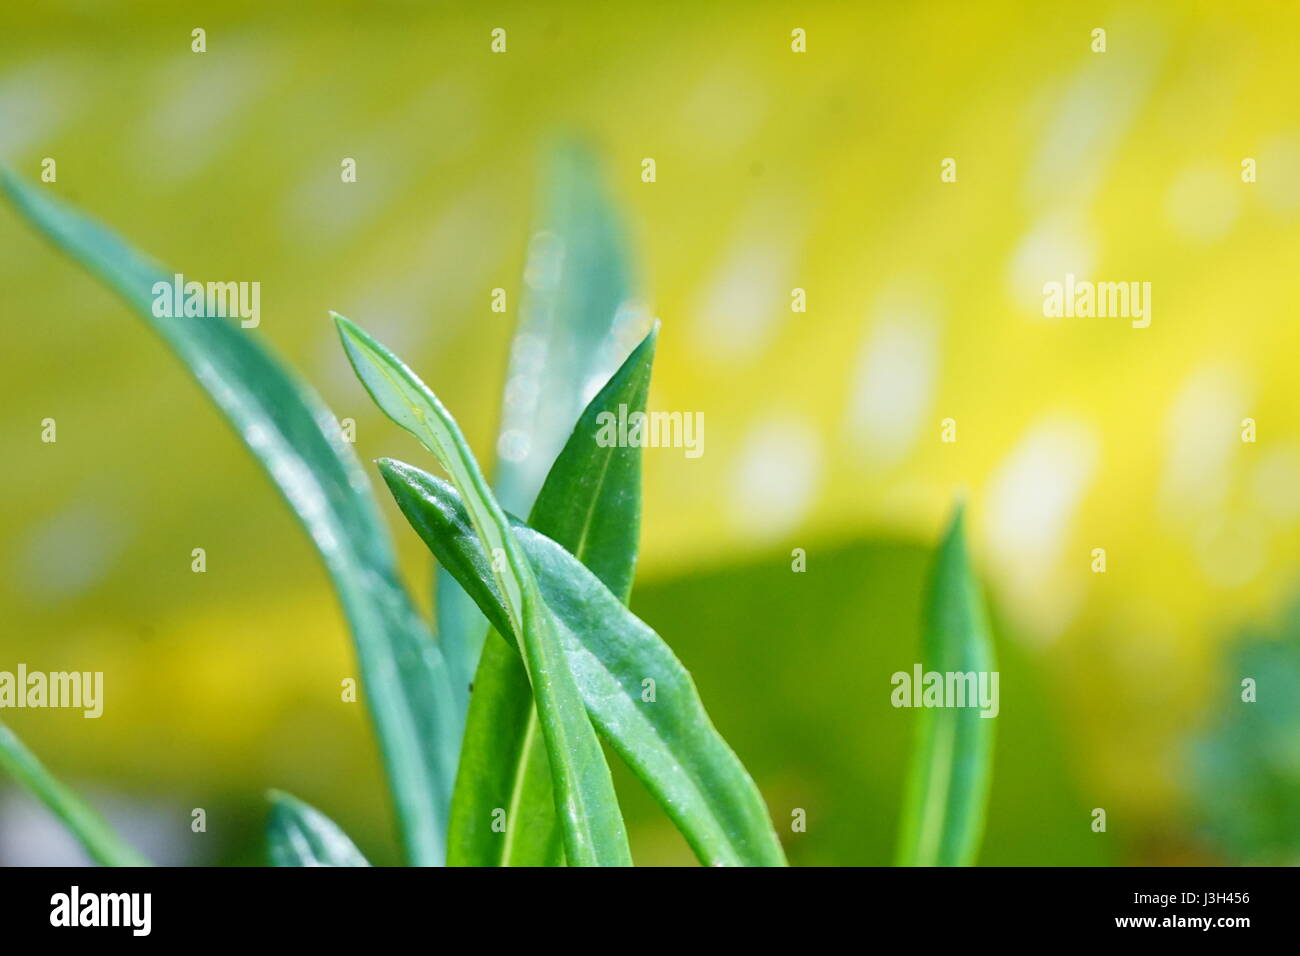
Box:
left=2, top=1, right=1298, bottom=864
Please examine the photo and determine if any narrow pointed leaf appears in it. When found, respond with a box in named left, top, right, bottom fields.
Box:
left=334, top=313, right=632, bottom=867
left=266, top=791, right=371, bottom=866
left=1, top=172, right=458, bottom=866
left=380, top=460, right=789, bottom=867
left=895, top=507, right=997, bottom=866
left=448, top=326, right=657, bottom=866
left=493, top=142, right=637, bottom=515
left=438, top=144, right=635, bottom=709
left=0, top=722, right=149, bottom=867
left=529, top=322, right=657, bottom=602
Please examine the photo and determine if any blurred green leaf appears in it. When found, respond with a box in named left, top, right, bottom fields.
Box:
left=1189, top=597, right=1300, bottom=863
left=624, top=534, right=1103, bottom=866
left=435, top=574, right=481, bottom=721
left=447, top=325, right=657, bottom=866
left=379, top=460, right=789, bottom=867
left=1, top=171, right=458, bottom=867
left=266, top=790, right=371, bottom=867
left=437, top=143, right=637, bottom=718
left=895, top=507, right=997, bottom=866
left=493, top=142, right=637, bottom=516
left=334, top=312, right=632, bottom=866
left=0, top=721, right=149, bottom=867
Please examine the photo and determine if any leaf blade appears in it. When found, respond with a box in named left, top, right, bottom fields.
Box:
left=447, top=635, right=565, bottom=867
left=1, top=171, right=459, bottom=866
left=530, top=323, right=657, bottom=602
left=0, top=721, right=149, bottom=867
left=895, top=506, right=997, bottom=866
left=335, top=313, right=632, bottom=867
left=266, top=790, right=371, bottom=867
left=381, top=460, right=789, bottom=867
left=448, top=326, right=657, bottom=866
left=437, top=144, right=640, bottom=691
left=493, top=142, right=638, bottom=516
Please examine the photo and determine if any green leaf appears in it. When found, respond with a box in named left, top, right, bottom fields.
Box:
left=437, top=143, right=637, bottom=714
left=0, top=721, right=148, bottom=867
left=895, top=506, right=997, bottom=866
left=334, top=312, right=632, bottom=867
left=1, top=171, right=458, bottom=867
left=1188, top=599, right=1300, bottom=862
left=435, top=571, right=481, bottom=720
left=379, top=460, right=789, bottom=867
left=493, top=142, right=637, bottom=516
left=529, top=322, right=656, bottom=603
left=447, top=325, right=657, bottom=866
left=448, top=636, right=565, bottom=866
left=266, top=790, right=371, bottom=867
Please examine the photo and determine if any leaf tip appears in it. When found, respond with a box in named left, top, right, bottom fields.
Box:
left=621, top=318, right=660, bottom=374
left=375, top=457, right=424, bottom=500
left=329, top=310, right=358, bottom=338
left=942, top=495, right=969, bottom=549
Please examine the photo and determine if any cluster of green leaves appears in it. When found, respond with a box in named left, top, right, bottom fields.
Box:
left=0, top=156, right=996, bottom=867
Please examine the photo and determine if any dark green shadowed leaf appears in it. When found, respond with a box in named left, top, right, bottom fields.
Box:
left=1, top=172, right=458, bottom=867
left=380, top=460, right=789, bottom=867
left=447, top=325, right=657, bottom=866
left=334, top=313, right=632, bottom=867
left=895, top=506, right=997, bottom=866
left=266, top=791, right=371, bottom=867
left=0, top=722, right=149, bottom=867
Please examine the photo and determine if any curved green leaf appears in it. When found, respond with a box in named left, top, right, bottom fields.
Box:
left=895, top=506, right=997, bottom=866
left=448, top=325, right=657, bottom=866
left=266, top=790, right=371, bottom=867
left=380, top=460, right=789, bottom=867
left=334, top=313, right=631, bottom=867
left=1, top=171, right=458, bottom=867
left=0, top=721, right=149, bottom=867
